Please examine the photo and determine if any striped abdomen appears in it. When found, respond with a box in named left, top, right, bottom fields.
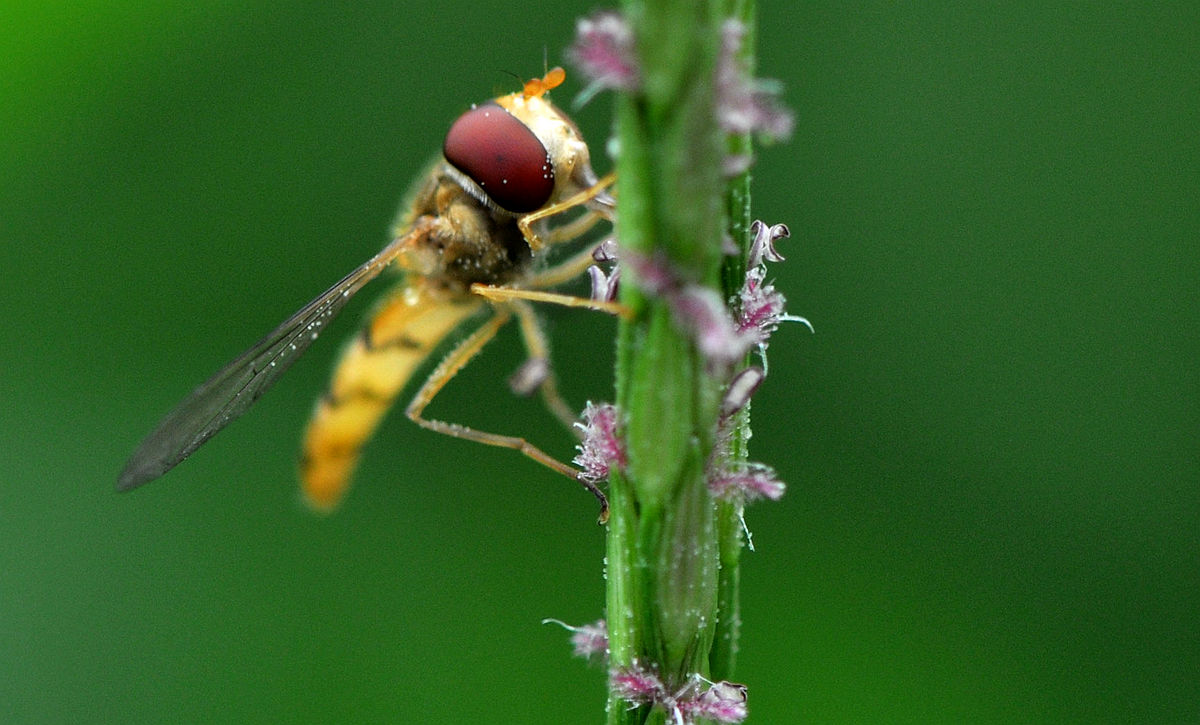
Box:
left=299, top=281, right=484, bottom=510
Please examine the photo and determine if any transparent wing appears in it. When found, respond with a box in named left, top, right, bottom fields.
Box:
left=117, top=234, right=412, bottom=491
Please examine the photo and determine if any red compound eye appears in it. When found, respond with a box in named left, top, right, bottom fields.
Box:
left=443, top=102, right=554, bottom=214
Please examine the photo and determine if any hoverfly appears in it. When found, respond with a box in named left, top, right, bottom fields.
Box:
left=118, top=68, right=617, bottom=518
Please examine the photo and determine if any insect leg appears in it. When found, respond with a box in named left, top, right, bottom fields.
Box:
left=404, top=306, right=609, bottom=521
left=526, top=242, right=606, bottom=289
left=470, top=285, right=632, bottom=319
left=541, top=209, right=604, bottom=247
left=519, top=172, right=616, bottom=252
left=506, top=298, right=577, bottom=430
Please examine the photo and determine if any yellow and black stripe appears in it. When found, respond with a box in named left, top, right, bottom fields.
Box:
left=299, top=279, right=484, bottom=511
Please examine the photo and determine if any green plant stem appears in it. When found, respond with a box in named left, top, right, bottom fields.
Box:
left=606, top=0, right=738, bottom=722
left=712, top=0, right=756, bottom=684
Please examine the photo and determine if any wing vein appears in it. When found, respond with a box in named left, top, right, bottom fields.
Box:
left=117, top=236, right=409, bottom=490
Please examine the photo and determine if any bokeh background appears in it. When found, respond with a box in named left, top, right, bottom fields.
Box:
left=3, top=2, right=1197, bottom=722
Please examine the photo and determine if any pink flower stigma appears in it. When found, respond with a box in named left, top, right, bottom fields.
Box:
left=573, top=402, right=626, bottom=482
left=569, top=11, right=640, bottom=98
left=708, top=462, right=786, bottom=503
left=543, top=618, right=608, bottom=660
left=716, top=20, right=794, bottom=140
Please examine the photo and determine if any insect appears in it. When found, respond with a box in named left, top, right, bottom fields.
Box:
left=118, top=68, right=617, bottom=519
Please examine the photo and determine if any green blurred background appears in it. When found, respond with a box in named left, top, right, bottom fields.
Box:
left=3, top=2, right=1197, bottom=722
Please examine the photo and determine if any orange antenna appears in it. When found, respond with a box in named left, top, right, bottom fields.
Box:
left=524, top=67, right=566, bottom=99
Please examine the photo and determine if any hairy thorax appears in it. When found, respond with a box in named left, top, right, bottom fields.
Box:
left=398, top=168, right=533, bottom=290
